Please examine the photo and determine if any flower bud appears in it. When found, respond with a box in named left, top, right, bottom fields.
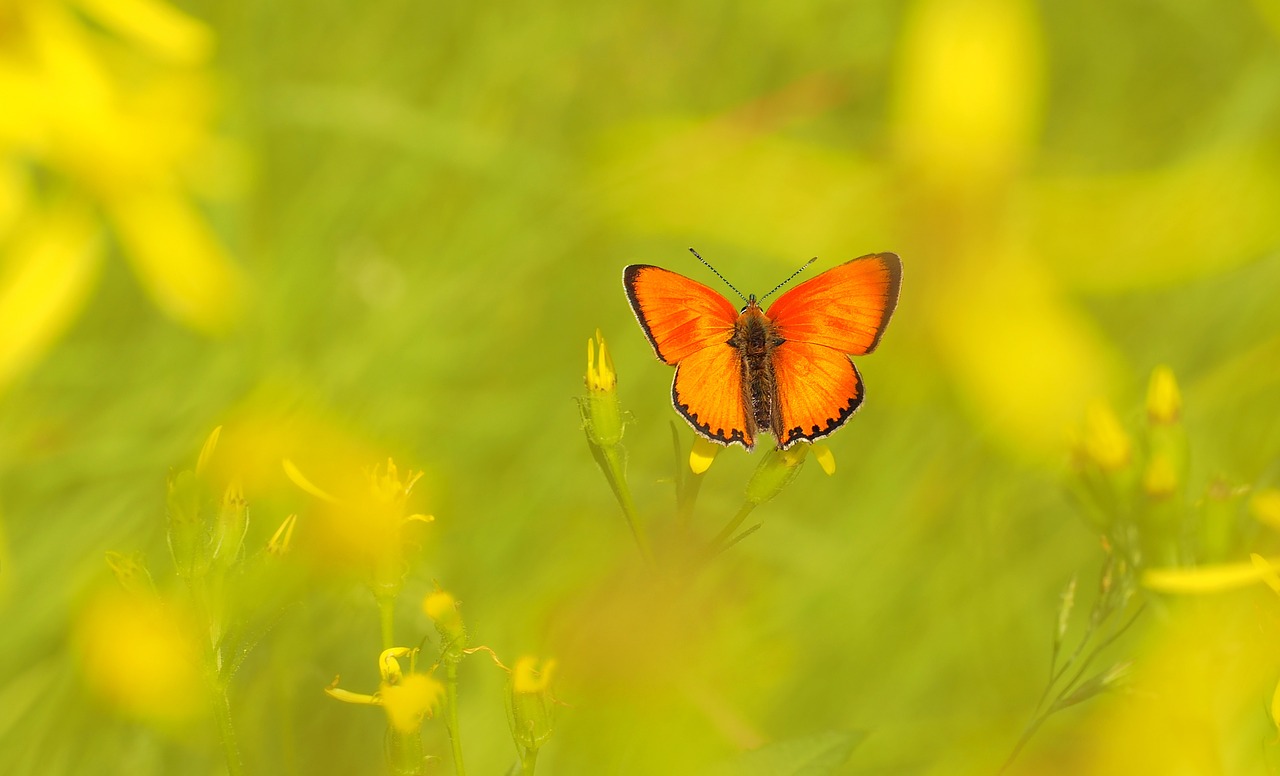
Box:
left=424, top=588, right=467, bottom=661
left=211, top=481, right=248, bottom=568
left=166, top=469, right=205, bottom=578
left=745, top=444, right=808, bottom=506
left=507, top=656, right=557, bottom=757
left=580, top=330, right=625, bottom=448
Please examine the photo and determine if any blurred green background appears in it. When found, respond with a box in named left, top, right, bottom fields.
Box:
left=3, top=0, right=1280, bottom=773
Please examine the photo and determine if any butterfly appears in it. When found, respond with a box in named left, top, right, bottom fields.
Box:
left=623, top=251, right=901, bottom=450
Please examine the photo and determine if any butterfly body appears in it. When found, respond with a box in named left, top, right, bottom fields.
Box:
left=624, top=253, right=901, bottom=451
left=727, top=297, right=782, bottom=439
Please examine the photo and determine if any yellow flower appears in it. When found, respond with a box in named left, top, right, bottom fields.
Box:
left=283, top=457, right=433, bottom=592
left=585, top=328, right=617, bottom=392
left=1251, top=488, right=1280, bottom=530
left=581, top=329, right=624, bottom=447
left=1146, top=365, right=1182, bottom=425
left=266, top=514, right=298, bottom=557
left=0, top=0, right=243, bottom=393
left=507, top=656, right=558, bottom=755
left=73, top=588, right=203, bottom=723
left=325, top=647, right=443, bottom=734
left=1080, top=401, right=1131, bottom=472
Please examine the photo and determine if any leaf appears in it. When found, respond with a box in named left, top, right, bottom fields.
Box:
left=708, top=730, right=867, bottom=776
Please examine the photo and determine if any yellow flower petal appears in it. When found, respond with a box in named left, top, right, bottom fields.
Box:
left=74, top=0, right=214, bottom=65
left=893, top=0, right=1042, bottom=188
left=1272, top=677, right=1280, bottom=734
left=689, top=436, right=721, bottom=474
left=1251, top=488, right=1280, bottom=530
left=1252, top=554, right=1280, bottom=596
left=1142, top=559, right=1280, bottom=593
left=1146, top=366, right=1182, bottom=424
left=106, top=189, right=244, bottom=335
left=0, top=204, right=102, bottom=391
left=323, top=684, right=378, bottom=706
left=267, top=514, right=298, bottom=556
left=381, top=673, right=443, bottom=734
left=811, top=443, right=836, bottom=476
left=512, top=656, right=556, bottom=695
left=282, top=459, right=340, bottom=504
left=195, top=425, right=221, bottom=476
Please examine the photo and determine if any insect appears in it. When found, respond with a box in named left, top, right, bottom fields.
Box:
left=623, top=249, right=901, bottom=450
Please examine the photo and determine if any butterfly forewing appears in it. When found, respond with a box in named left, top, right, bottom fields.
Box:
left=623, top=265, right=738, bottom=364
left=765, top=253, right=902, bottom=356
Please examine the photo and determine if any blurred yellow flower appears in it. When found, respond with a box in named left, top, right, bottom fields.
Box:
left=1146, top=365, right=1182, bottom=425
left=511, top=656, right=556, bottom=695
left=1251, top=488, right=1280, bottom=530
left=73, top=587, right=203, bottom=723
left=283, top=457, right=433, bottom=594
left=325, top=647, right=443, bottom=734
left=0, top=0, right=243, bottom=392
left=1079, top=401, right=1131, bottom=472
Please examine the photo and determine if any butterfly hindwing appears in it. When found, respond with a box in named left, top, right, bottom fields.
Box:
left=765, top=253, right=902, bottom=356
left=623, top=265, right=738, bottom=365
left=771, top=341, right=864, bottom=448
left=672, top=343, right=754, bottom=449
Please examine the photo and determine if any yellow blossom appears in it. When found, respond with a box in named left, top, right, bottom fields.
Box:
left=325, top=647, right=443, bottom=734
left=0, top=0, right=243, bottom=393
left=1080, top=401, right=1131, bottom=471
left=585, top=329, right=617, bottom=392
left=1146, top=366, right=1182, bottom=424
left=73, top=588, right=202, bottom=723
left=267, top=514, right=298, bottom=556
left=512, top=656, right=557, bottom=694
left=1251, top=488, right=1280, bottom=530
left=282, top=457, right=434, bottom=590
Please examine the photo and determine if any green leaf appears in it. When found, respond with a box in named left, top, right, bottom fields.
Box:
left=708, top=730, right=867, bottom=776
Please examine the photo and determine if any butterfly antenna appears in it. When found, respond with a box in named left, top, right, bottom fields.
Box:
left=759, top=257, right=818, bottom=302
left=689, top=248, right=748, bottom=303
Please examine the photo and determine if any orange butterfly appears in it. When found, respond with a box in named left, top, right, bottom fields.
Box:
left=623, top=251, right=901, bottom=450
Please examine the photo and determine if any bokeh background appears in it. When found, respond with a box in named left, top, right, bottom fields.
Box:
left=3, top=0, right=1280, bottom=773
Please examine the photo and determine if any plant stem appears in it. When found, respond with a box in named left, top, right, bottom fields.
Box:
left=444, top=661, right=467, bottom=776
left=590, top=444, right=652, bottom=563
left=520, top=748, right=538, bottom=776
left=212, top=681, right=244, bottom=776
left=707, top=503, right=756, bottom=556
left=378, top=593, right=396, bottom=650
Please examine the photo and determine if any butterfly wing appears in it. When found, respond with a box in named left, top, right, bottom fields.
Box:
left=623, top=265, right=752, bottom=449
left=764, top=252, right=902, bottom=355
left=764, top=253, right=900, bottom=448
left=623, top=265, right=739, bottom=364
left=771, top=343, right=863, bottom=448
left=672, top=345, right=754, bottom=449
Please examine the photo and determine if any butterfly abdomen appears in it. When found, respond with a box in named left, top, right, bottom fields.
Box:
left=731, top=304, right=784, bottom=441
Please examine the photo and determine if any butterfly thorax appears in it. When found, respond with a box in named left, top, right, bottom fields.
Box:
left=728, top=299, right=783, bottom=437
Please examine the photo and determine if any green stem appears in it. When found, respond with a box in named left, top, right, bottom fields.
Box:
left=212, top=681, right=244, bottom=776
left=591, top=444, right=652, bottom=563
left=707, top=503, right=756, bottom=556
left=444, top=661, right=467, bottom=776
left=378, top=593, right=396, bottom=651
left=520, top=747, right=538, bottom=776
